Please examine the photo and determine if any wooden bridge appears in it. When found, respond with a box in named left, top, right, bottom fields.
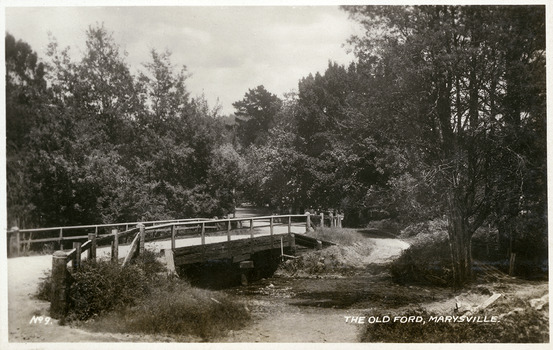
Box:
left=9, top=212, right=342, bottom=318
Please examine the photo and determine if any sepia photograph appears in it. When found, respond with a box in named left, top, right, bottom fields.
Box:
left=1, top=0, right=549, bottom=347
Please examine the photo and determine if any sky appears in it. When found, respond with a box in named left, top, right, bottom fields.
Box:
left=4, top=5, right=363, bottom=115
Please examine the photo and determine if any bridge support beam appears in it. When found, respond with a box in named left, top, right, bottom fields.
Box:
left=240, top=260, right=254, bottom=286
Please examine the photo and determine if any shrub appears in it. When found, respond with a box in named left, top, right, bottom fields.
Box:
left=68, top=260, right=151, bottom=320
left=36, top=250, right=251, bottom=339
left=390, top=229, right=453, bottom=287
left=361, top=303, right=548, bottom=343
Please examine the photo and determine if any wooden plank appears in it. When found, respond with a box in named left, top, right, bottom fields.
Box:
left=122, top=232, right=140, bottom=267
left=80, top=240, right=92, bottom=253
left=65, top=248, right=77, bottom=263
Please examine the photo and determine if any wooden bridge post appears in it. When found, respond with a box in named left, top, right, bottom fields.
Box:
left=51, top=251, right=69, bottom=319
left=8, top=227, right=20, bottom=257
left=270, top=217, right=274, bottom=249
left=201, top=222, right=206, bottom=245
left=171, top=225, right=176, bottom=250
left=111, top=229, right=119, bottom=263
left=138, top=223, right=145, bottom=255
left=59, top=228, right=64, bottom=250
left=227, top=220, right=231, bottom=242
left=305, top=212, right=311, bottom=232
left=72, top=242, right=81, bottom=271
left=249, top=219, right=254, bottom=239
left=288, top=216, right=292, bottom=234
left=88, top=232, right=96, bottom=262
left=320, top=213, right=324, bottom=228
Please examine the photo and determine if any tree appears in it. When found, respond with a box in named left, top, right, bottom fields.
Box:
left=343, top=5, right=546, bottom=286
left=5, top=33, right=49, bottom=227
left=233, top=85, right=282, bottom=147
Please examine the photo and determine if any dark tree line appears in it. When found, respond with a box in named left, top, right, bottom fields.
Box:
left=231, top=5, right=546, bottom=287
left=5, top=6, right=546, bottom=287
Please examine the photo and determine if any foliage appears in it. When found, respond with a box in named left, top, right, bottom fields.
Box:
left=360, top=302, right=548, bottom=343
left=68, top=260, right=152, bottom=320
left=390, top=225, right=453, bottom=287
left=6, top=26, right=239, bottom=228
left=232, top=85, right=282, bottom=147
left=342, top=5, right=546, bottom=286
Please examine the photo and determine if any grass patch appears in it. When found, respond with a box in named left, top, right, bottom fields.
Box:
left=83, top=277, right=250, bottom=340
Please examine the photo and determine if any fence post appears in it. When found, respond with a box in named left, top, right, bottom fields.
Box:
left=138, top=223, right=145, bottom=255
left=72, top=242, right=81, bottom=271
left=201, top=222, right=205, bottom=245
left=111, top=229, right=119, bottom=263
left=320, top=213, right=324, bottom=228
left=50, top=251, right=69, bottom=319
left=270, top=217, right=274, bottom=236
left=9, top=227, right=20, bottom=257
left=330, top=213, right=335, bottom=228
left=88, top=232, right=96, bottom=262
left=250, top=219, right=254, bottom=239
left=305, top=212, right=311, bottom=232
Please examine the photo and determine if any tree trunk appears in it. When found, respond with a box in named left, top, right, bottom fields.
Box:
left=447, top=192, right=473, bottom=288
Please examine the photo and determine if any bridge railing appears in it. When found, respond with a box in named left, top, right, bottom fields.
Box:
left=47, top=212, right=325, bottom=318
left=5, top=217, right=211, bottom=258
